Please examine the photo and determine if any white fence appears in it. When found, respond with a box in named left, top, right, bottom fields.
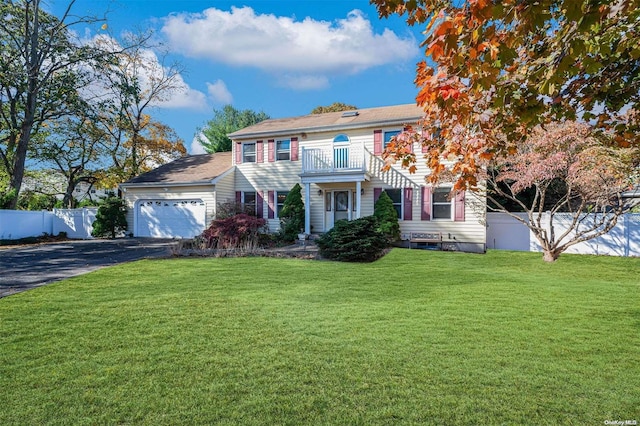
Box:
left=487, top=212, right=640, bottom=257
left=0, top=208, right=97, bottom=240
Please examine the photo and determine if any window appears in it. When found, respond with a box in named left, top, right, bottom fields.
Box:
left=432, top=187, right=452, bottom=219
left=385, top=188, right=402, bottom=219
left=276, top=191, right=288, bottom=217
left=243, top=143, right=256, bottom=163
left=333, top=134, right=349, bottom=143
left=243, top=191, right=256, bottom=214
left=335, top=191, right=348, bottom=212
left=384, top=130, right=401, bottom=149
left=276, top=139, right=290, bottom=161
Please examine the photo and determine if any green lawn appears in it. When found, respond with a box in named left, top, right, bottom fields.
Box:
left=1, top=249, right=638, bottom=425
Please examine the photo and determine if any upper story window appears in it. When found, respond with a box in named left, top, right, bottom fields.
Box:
left=333, top=134, right=350, bottom=143
left=432, top=187, right=452, bottom=219
left=276, top=139, right=290, bottom=161
left=243, top=143, right=256, bottom=163
left=384, top=130, right=401, bottom=149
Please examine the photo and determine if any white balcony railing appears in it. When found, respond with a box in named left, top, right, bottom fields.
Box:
left=301, top=145, right=365, bottom=174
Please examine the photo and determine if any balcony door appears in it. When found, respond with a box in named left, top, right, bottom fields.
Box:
left=333, top=133, right=350, bottom=169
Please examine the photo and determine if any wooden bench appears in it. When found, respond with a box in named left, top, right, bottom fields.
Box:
left=408, top=232, right=442, bottom=249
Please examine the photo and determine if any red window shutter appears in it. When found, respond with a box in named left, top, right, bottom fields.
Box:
left=373, top=130, right=382, bottom=155
left=421, top=187, right=432, bottom=221
left=291, top=137, right=299, bottom=161
left=454, top=191, right=466, bottom=221
left=403, top=187, right=413, bottom=221
left=257, top=191, right=264, bottom=218
left=374, top=187, right=382, bottom=204
left=257, top=140, right=264, bottom=163
left=235, top=191, right=242, bottom=205
left=421, top=130, right=429, bottom=154
left=404, top=127, right=414, bottom=154
left=235, top=142, right=242, bottom=164
left=268, top=190, right=275, bottom=219
left=268, top=140, right=275, bottom=162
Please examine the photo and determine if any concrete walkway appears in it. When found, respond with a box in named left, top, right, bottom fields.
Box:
left=0, top=238, right=175, bottom=298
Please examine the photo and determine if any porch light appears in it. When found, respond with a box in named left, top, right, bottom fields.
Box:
left=317, top=189, right=323, bottom=196
left=361, top=188, right=364, bottom=195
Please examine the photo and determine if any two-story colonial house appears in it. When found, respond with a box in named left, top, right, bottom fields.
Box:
left=120, top=104, right=486, bottom=253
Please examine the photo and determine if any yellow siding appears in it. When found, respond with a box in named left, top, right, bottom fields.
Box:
left=213, top=169, right=236, bottom=219
left=230, top=123, right=486, bottom=251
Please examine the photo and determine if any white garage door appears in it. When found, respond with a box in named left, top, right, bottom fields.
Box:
left=137, top=199, right=206, bottom=238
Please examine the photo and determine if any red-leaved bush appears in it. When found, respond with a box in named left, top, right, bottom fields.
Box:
left=201, top=214, right=267, bottom=249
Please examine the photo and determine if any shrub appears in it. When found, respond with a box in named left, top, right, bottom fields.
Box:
left=17, top=191, right=58, bottom=211
left=91, top=197, right=127, bottom=239
left=202, top=213, right=267, bottom=249
left=316, top=216, right=389, bottom=262
left=216, top=200, right=256, bottom=219
left=373, top=190, right=400, bottom=241
left=279, top=183, right=305, bottom=242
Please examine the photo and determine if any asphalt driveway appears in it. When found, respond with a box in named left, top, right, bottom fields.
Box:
left=0, top=238, right=176, bottom=298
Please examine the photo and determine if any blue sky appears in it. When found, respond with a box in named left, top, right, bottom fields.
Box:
left=49, top=0, right=425, bottom=154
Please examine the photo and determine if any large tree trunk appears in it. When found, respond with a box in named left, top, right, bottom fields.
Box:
left=542, top=249, right=561, bottom=262
left=7, top=0, right=40, bottom=209
left=7, top=123, right=34, bottom=209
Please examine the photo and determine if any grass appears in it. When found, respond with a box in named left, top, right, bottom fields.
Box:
left=0, top=249, right=638, bottom=425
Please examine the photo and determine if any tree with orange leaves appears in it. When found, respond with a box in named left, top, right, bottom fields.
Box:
left=371, top=0, right=640, bottom=189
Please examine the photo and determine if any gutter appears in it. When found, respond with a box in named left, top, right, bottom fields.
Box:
left=119, top=180, right=216, bottom=191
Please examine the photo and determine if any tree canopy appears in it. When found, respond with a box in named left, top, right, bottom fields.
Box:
left=0, top=0, right=109, bottom=208
left=310, top=102, right=358, bottom=114
left=486, top=121, right=639, bottom=262
left=0, top=1, right=187, bottom=207
left=372, top=0, right=640, bottom=189
left=197, top=105, right=270, bottom=153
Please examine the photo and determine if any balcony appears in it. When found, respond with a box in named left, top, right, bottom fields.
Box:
left=301, top=145, right=366, bottom=175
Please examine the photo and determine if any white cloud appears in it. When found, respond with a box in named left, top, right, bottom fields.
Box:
left=206, top=80, right=233, bottom=104
left=83, top=35, right=208, bottom=111
left=190, top=133, right=208, bottom=155
left=161, top=7, right=418, bottom=89
left=153, top=74, right=208, bottom=111
left=277, top=75, right=329, bottom=90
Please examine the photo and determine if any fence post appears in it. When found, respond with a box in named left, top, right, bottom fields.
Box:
left=624, top=214, right=629, bottom=257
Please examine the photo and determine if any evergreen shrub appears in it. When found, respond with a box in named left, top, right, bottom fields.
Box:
left=279, top=183, right=305, bottom=242
left=91, top=196, right=127, bottom=239
left=316, top=216, right=388, bottom=262
left=373, top=190, right=400, bottom=241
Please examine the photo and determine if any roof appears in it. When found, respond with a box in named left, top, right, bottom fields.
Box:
left=228, top=103, right=425, bottom=140
left=121, top=152, right=233, bottom=187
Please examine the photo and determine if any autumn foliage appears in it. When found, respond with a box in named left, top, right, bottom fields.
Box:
left=372, top=0, right=640, bottom=189
left=201, top=214, right=267, bottom=249
left=486, top=121, right=639, bottom=261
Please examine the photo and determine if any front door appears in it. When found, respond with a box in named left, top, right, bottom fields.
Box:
left=325, top=190, right=351, bottom=230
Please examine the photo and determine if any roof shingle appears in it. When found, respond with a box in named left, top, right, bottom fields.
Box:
left=228, top=104, right=424, bottom=139
left=122, top=152, right=232, bottom=186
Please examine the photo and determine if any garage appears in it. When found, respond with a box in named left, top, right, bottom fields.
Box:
left=136, top=199, right=206, bottom=238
